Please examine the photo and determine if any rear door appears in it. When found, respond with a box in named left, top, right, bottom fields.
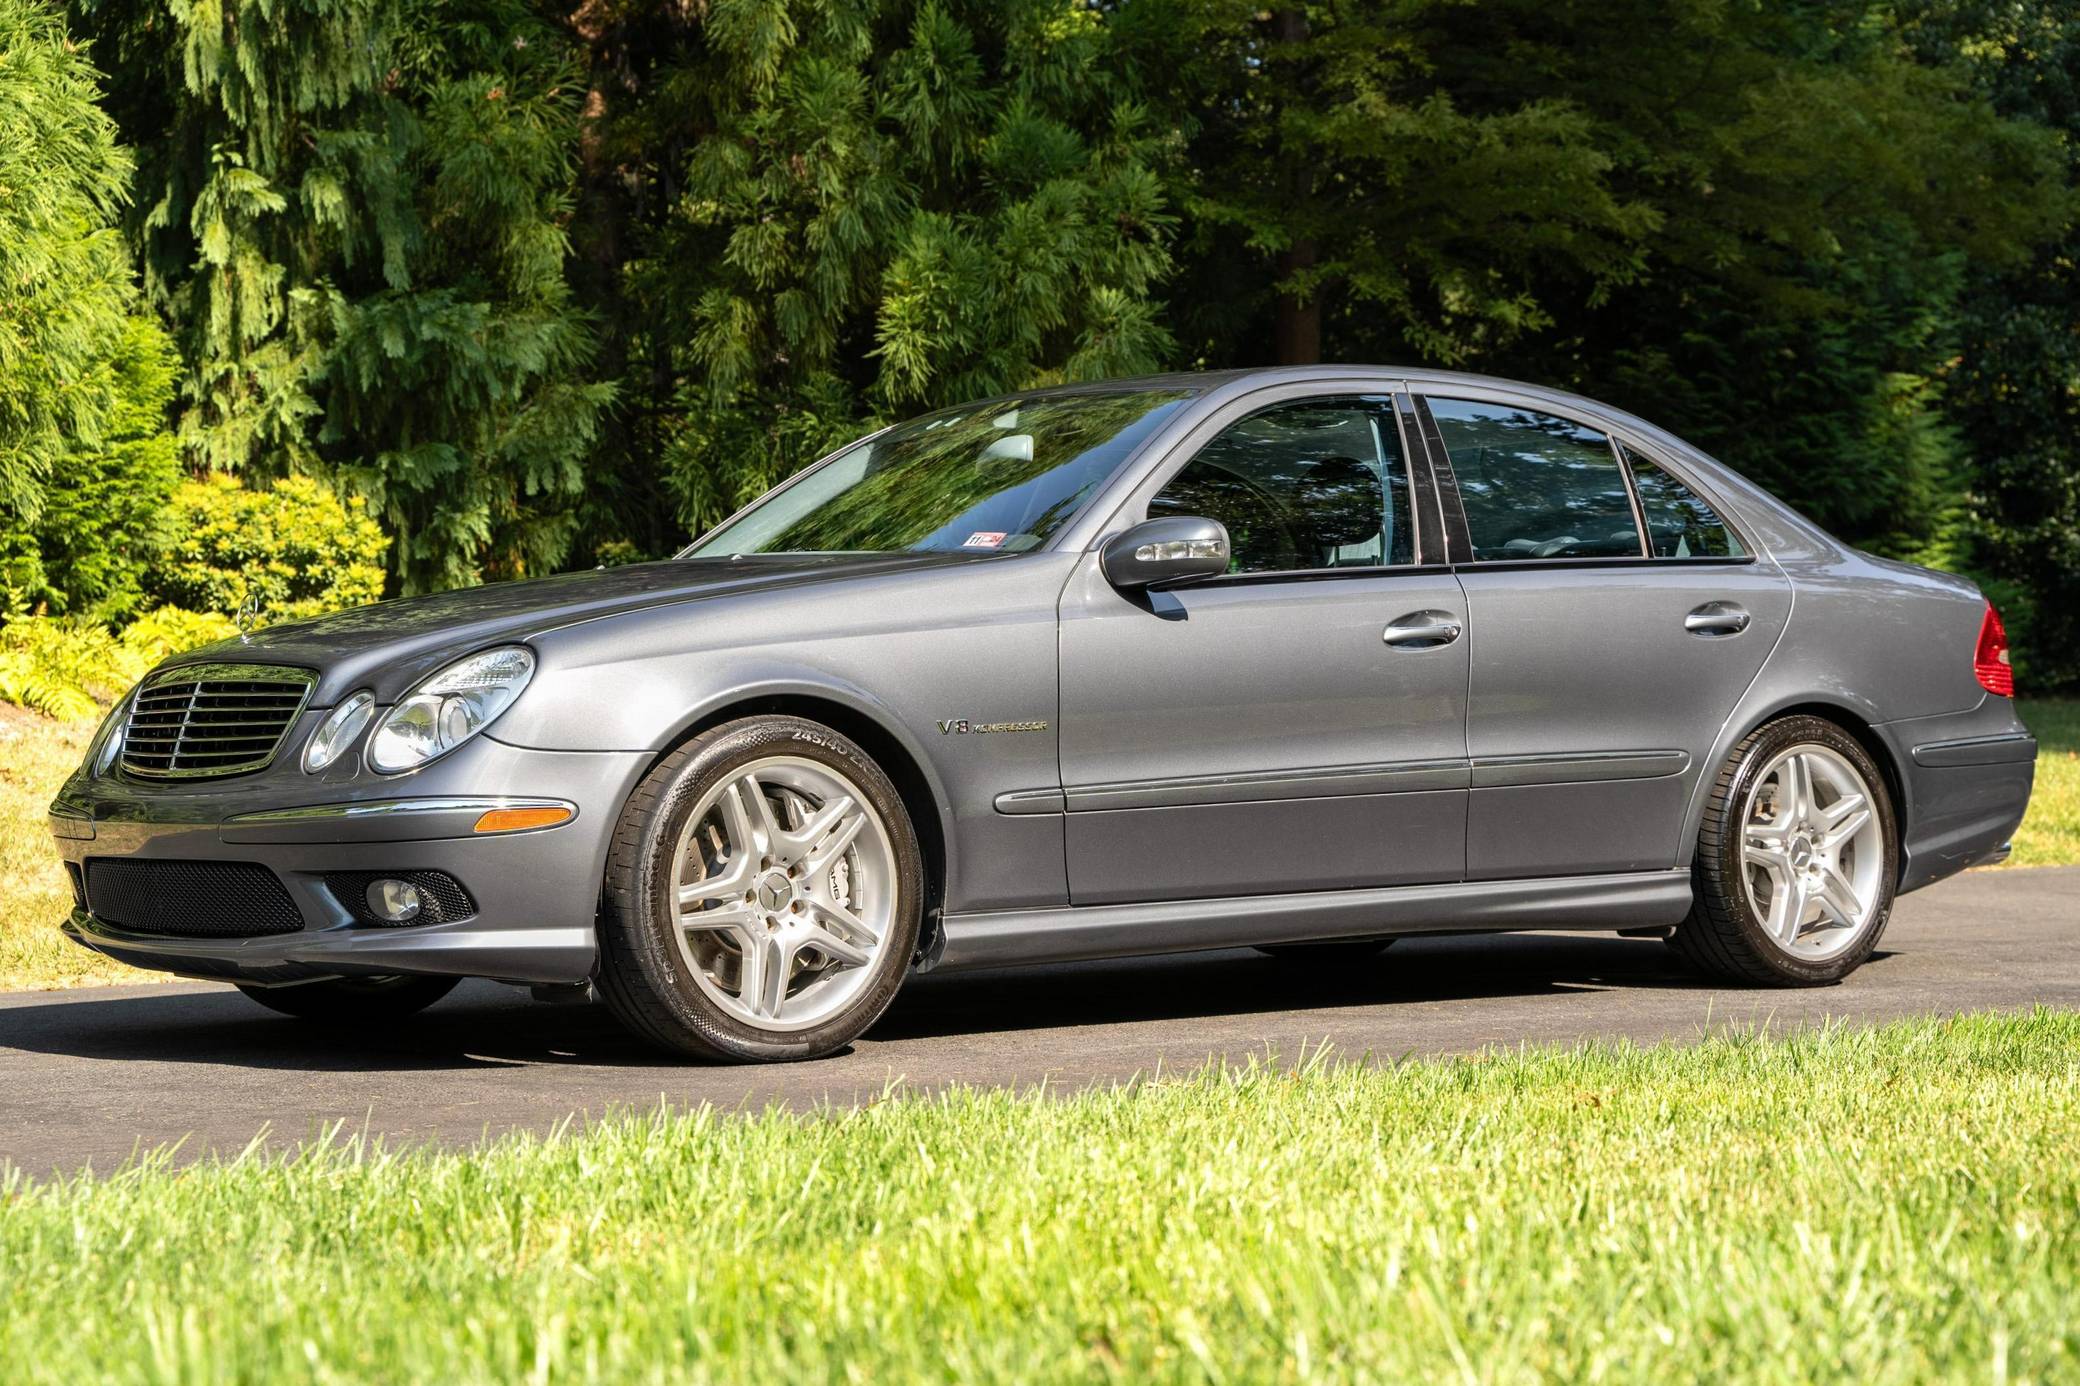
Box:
left=1056, top=387, right=1470, bottom=905
left=1412, top=388, right=1792, bottom=879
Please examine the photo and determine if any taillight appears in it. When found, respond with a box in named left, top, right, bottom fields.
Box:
left=1974, top=601, right=2014, bottom=697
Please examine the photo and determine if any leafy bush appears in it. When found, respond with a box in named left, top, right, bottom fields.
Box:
left=0, top=607, right=237, bottom=720
left=143, top=475, right=389, bottom=623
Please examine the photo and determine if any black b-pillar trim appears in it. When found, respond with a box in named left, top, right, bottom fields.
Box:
left=1408, top=394, right=1473, bottom=565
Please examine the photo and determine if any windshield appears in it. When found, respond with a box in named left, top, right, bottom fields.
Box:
left=683, top=388, right=1195, bottom=557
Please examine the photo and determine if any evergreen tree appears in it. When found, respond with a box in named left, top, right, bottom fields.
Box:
left=1166, top=0, right=2063, bottom=569
left=1893, top=0, right=2080, bottom=688
left=1166, top=0, right=1660, bottom=368
left=0, top=0, right=135, bottom=519
left=319, top=0, right=613, bottom=589
left=26, top=0, right=2079, bottom=688
left=73, top=0, right=610, bottom=592
left=3, top=317, right=183, bottom=622
left=569, top=0, right=1182, bottom=546
left=1469, top=0, right=2065, bottom=568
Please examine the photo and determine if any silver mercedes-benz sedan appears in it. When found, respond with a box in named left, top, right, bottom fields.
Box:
left=49, top=367, right=2037, bottom=1061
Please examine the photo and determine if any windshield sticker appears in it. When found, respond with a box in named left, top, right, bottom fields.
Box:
left=962, top=531, right=1008, bottom=549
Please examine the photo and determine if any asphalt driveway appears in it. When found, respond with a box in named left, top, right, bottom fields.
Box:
left=3, top=865, right=2075, bottom=1175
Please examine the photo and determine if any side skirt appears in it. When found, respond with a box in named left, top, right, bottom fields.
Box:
left=931, top=869, right=1695, bottom=972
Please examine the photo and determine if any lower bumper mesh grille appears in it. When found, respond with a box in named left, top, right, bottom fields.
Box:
left=85, top=859, right=305, bottom=938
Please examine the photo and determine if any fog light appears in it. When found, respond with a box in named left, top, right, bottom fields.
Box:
left=364, top=878, right=424, bottom=924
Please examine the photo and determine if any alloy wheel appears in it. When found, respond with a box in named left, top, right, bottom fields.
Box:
left=1738, top=743, right=1884, bottom=960
left=668, top=755, right=897, bottom=1032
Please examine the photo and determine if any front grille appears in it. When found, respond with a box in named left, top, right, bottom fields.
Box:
left=121, top=663, right=316, bottom=780
left=84, top=859, right=305, bottom=938
left=323, top=870, right=477, bottom=927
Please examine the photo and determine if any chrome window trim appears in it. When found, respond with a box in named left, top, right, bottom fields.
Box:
left=1606, top=429, right=1763, bottom=562
left=1103, top=382, right=1435, bottom=571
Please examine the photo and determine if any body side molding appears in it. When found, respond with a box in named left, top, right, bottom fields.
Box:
left=1062, top=758, right=1468, bottom=811
left=1909, top=733, right=2038, bottom=768
left=1469, top=750, right=1689, bottom=788
left=995, top=751, right=1687, bottom=816
left=933, top=869, right=1694, bottom=971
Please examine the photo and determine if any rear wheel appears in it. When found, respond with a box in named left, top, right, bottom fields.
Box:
left=1670, top=715, right=1896, bottom=986
left=596, top=716, right=924, bottom=1062
left=236, top=975, right=458, bottom=1021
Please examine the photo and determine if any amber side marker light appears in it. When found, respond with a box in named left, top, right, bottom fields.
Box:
left=474, top=805, right=574, bottom=834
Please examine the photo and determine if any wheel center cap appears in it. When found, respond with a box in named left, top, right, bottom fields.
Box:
left=1789, top=835, right=1815, bottom=872
left=756, top=871, right=794, bottom=914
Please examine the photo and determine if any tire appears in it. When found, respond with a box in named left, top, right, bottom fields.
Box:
left=1669, top=714, right=1898, bottom=986
left=1254, top=937, right=1395, bottom=961
left=596, top=716, right=925, bottom=1062
left=236, top=975, right=459, bottom=1021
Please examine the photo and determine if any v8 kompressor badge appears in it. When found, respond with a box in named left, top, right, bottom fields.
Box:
left=936, top=718, right=1049, bottom=735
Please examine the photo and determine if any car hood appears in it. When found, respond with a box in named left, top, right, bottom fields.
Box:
left=158, top=554, right=981, bottom=704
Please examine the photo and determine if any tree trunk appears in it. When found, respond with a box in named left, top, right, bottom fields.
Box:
left=1274, top=239, right=1322, bottom=365
left=1269, top=10, right=1320, bottom=365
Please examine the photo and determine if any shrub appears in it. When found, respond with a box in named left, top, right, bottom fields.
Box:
left=0, top=620, right=117, bottom=720
left=143, top=475, right=389, bottom=623
left=118, top=606, right=242, bottom=666
left=0, top=606, right=239, bottom=721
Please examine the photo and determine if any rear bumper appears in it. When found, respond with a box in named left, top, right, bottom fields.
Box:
left=48, top=737, right=649, bottom=986
left=1878, top=702, right=2037, bottom=894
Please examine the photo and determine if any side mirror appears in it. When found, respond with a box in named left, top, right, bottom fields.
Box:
left=1100, top=516, right=1232, bottom=590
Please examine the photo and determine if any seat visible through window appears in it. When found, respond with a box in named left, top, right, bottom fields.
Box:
left=1149, top=397, right=1414, bottom=574
left=1428, top=398, right=1642, bottom=560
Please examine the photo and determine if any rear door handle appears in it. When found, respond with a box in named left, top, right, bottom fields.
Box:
left=1383, top=610, right=1463, bottom=649
left=1685, top=601, right=1750, bottom=637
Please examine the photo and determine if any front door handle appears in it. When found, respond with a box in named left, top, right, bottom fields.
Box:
left=1383, top=610, right=1463, bottom=649
left=1685, top=601, right=1751, bottom=637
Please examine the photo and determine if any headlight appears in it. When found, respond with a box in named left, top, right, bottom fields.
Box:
left=85, top=691, right=133, bottom=778
left=367, top=646, right=536, bottom=774
left=303, top=691, right=376, bottom=773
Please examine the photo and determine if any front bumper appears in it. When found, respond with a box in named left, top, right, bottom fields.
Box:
left=49, top=736, right=650, bottom=986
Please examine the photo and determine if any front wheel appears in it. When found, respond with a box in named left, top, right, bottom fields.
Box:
left=596, top=716, right=924, bottom=1062
left=236, top=975, right=459, bottom=1021
left=1670, top=715, right=1897, bottom=986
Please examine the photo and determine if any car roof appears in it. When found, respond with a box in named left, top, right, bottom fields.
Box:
left=1016, top=364, right=1638, bottom=424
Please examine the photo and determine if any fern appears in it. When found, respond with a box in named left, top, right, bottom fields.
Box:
left=0, top=607, right=239, bottom=722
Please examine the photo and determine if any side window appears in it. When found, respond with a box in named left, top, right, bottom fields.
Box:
left=1148, top=396, right=1415, bottom=574
left=1428, top=398, right=1642, bottom=561
left=1622, top=444, right=1746, bottom=558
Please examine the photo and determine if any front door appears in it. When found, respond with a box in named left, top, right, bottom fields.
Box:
left=1057, top=392, right=1470, bottom=905
left=1416, top=390, right=1793, bottom=879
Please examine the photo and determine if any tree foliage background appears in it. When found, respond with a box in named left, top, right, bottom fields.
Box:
left=5, top=0, right=2080, bottom=683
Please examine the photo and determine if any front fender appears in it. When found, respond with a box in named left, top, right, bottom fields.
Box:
left=490, top=556, right=1078, bottom=914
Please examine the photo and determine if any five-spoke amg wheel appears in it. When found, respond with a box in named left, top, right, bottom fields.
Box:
left=596, top=716, right=923, bottom=1061
left=1672, top=715, right=1897, bottom=985
left=237, top=975, right=459, bottom=1021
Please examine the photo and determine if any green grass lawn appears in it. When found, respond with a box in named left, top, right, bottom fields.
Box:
left=2013, top=698, right=2080, bottom=868
left=0, top=698, right=2074, bottom=989
left=0, top=708, right=139, bottom=989
left=0, top=1010, right=2074, bottom=1381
